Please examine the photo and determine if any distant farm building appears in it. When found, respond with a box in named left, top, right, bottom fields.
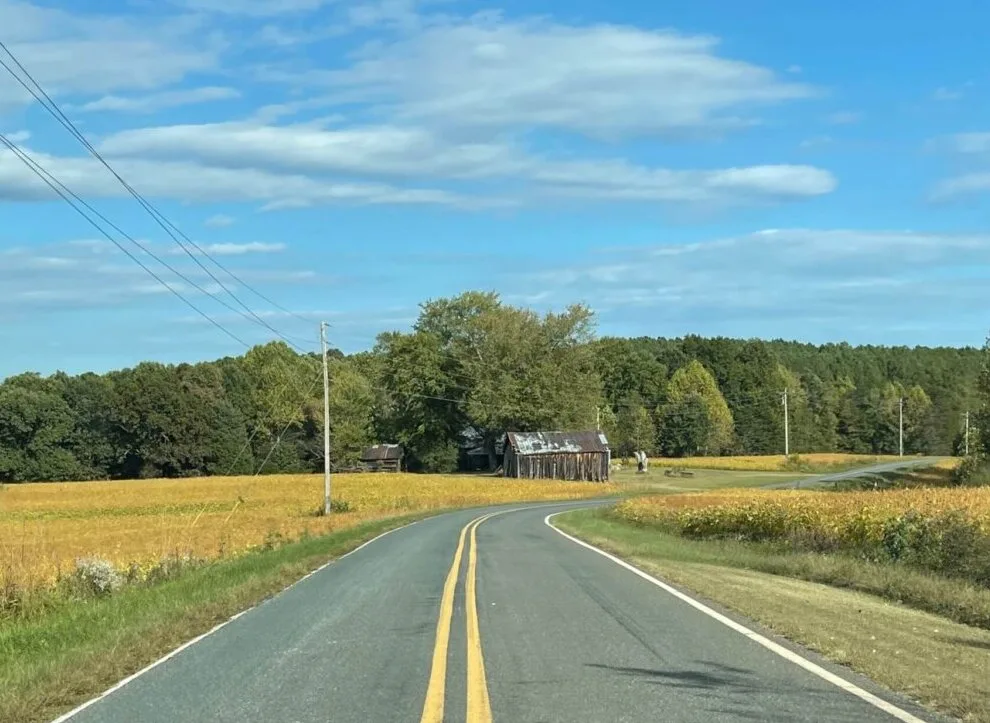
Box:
left=360, top=444, right=404, bottom=473
left=502, top=431, right=610, bottom=482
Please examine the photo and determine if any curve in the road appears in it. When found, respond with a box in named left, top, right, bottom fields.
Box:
left=53, top=500, right=941, bottom=723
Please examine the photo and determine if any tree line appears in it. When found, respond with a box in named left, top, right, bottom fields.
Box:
left=0, top=291, right=983, bottom=482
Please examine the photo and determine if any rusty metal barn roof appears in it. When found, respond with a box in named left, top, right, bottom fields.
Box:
left=504, top=431, right=609, bottom=456
left=361, top=444, right=404, bottom=461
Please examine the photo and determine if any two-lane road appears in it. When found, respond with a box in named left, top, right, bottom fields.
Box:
left=59, top=501, right=937, bottom=723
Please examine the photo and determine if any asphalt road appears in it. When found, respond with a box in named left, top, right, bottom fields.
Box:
left=61, top=500, right=938, bottom=723
left=762, top=456, right=947, bottom=489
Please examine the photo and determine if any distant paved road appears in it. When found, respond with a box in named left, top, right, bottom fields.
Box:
left=59, top=501, right=938, bottom=723
left=762, top=457, right=947, bottom=489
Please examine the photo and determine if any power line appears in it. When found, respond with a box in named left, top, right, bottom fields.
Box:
left=0, top=132, right=251, bottom=349
left=0, top=131, right=318, bottom=357
left=0, top=40, right=315, bottom=346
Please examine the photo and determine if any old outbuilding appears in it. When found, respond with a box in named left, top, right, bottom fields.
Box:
left=502, top=431, right=610, bottom=482
left=360, top=444, right=404, bottom=473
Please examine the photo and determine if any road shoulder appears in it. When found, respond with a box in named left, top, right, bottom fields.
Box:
left=554, top=508, right=986, bottom=723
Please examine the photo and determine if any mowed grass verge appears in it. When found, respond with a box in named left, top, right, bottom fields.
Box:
left=555, top=509, right=990, bottom=722
left=611, top=465, right=810, bottom=491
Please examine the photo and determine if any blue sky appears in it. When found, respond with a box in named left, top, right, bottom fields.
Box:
left=1, top=0, right=989, bottom=378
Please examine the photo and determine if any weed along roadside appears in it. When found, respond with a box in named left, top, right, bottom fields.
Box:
left=554, top=505, right=990, bottom=723
left=0, top=511, right=453, bottom=723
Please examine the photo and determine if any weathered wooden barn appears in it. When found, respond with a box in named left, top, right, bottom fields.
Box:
left=360, top=444, right=404, bottom=473
left=502, top=431, right=610, bottom=482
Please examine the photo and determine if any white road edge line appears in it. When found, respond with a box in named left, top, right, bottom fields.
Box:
left=544, top=512, right=928, bottom=723
left=49, top=518, right=424, bottom=723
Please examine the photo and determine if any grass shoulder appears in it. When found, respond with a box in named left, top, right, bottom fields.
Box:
left=555, top=508, right=990, bottom=723
left=0, top=511, right=439, bottom=723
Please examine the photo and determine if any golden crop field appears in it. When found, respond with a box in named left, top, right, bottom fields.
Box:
left=616, top=486, right=990, bottom=544
left=0, top=473, right=616, bottom=594
left=635, top=453, right=913, bottom=472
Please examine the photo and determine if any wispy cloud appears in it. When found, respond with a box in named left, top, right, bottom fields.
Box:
left=929, top=131, right=990, bottom=200
left=98, top=122, right=835, bottom=207
left=165, top=242, right=286, bottom=256
left=72, top=87, right=241, bottom=114
left=933, top=87, right=964, bottom=102
left=519, top=228, right=990, bottom=343
left=204, top=214, right=236, bottom=228
left=312, top=18, right=816, bottom=139
left=825, top=111, right=861, bottom=125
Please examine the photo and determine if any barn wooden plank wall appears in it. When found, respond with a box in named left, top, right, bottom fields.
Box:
left=505, top=451, right=609, bottom=482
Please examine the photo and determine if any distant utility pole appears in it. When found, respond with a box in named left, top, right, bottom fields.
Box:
left=596, top=406, right=601, bottom=431
left=781, top=388, right=789, bottom=456
left=898, top=397, right=904, bottom=457
left=320, top=321, right=332, bottom=515
left=965, top=410, right=971, bottom=456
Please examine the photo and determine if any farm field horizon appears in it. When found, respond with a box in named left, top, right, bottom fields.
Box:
left=0, top=453, right=930, bottom=602
left=1, top=472, right=623, bottom=600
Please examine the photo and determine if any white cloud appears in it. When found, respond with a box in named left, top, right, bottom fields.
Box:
left=205, top=214, right=236, bottom=228
left=524, top=228, right=990, bottom=340
left=930, top=173, right=990, bottom=201
left=947, top=132, right=990, bottom=156
left=0, top=4, right=832, bottom=214
left=172, top=0, right=332, bottom=15
left=530, top=161, right=835, bottom=202
left=930, top=132, right=990, bottom=200
left=0, top=1, right=221, bottom=107
left=933, top=87, right=963, bottom=102
left=825, top=111, right=861, bottom=125
left=98, top=121, right=835, bottom=206
left=799, top=135, right=833, bottom=149
left=166, top=242, right=286, bottom=256
left=72, top=87, right=241, bottom=114
left=99, top=122, right=525, bottom=179
left=320, top=17, right=815, bottom=138
left=0, top=239, right=305, bottom=315
left=0, top=141, right=477, bottom=208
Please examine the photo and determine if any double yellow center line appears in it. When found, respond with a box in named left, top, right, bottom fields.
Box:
left=420, top=512, right=496, bottom=723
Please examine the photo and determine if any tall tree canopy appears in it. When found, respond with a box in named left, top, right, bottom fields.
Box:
left=0, top=292, right=981, bottom=482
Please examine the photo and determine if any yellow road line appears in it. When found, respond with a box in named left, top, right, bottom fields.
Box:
left=420, top=513, right=490, bottom=723
left=465, top=516, right=493, bottom=723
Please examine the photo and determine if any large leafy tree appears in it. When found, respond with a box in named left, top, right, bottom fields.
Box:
left=613, top=396, right=655, bottom=457
left=376, top=292, right=603, bottom=470
left=659, top=360, right=734, bottom=455
left=327, top=358, right=375, bottom=469
left=0, top=374, right=84, bottom=481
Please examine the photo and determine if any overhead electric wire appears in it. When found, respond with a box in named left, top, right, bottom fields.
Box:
left=0, top=39, right=315, bottom=346
left=0, top=132, right=251, bottom=349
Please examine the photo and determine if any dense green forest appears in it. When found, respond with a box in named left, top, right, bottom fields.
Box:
left=0, top=291, right=984, bottom=482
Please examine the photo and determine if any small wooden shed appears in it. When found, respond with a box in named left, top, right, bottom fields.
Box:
left=360, top=444, right=404, bottom=473
left=502, top=431, right=610, bottom=482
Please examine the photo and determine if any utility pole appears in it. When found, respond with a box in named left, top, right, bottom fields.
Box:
left=320, top=321, right=332, bottom=515
left=596, top=406, right=601, bottom=431
left=965, top=410, right=971, bottom=456
left=898, top=397, right=904, bottom=457
left=782, top=388, right=789, bottom=456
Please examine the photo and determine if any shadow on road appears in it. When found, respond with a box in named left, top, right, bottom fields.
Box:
left=585, top=660, right=765, bottom=692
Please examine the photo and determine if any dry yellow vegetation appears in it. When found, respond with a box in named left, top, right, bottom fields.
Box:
left=617, top=486, right=990, bottom=543
left=0, top=473, right=615, bottom=592
left=644, top=453, right=915, bottom=472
